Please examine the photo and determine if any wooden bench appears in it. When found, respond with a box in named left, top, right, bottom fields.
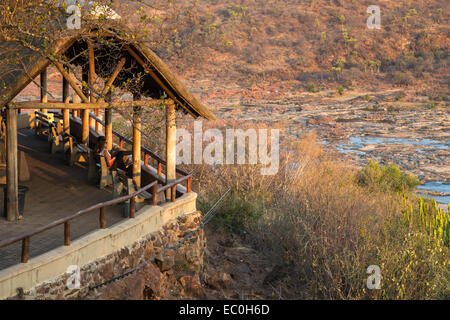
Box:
left=48, top=122, right=71, bottom=154
left=34, top=111, right=58, bottom=138
left=88, top=153, right=115, bottom=189
left=33, top=111, right=69, bottom=155
left=65, top=135, right=89, bottom=166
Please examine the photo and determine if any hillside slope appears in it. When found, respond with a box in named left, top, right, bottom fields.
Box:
left=123, top=0, right=448, bottom=98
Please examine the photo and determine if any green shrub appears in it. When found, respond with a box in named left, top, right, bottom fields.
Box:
left=305, top=83, right=319, bottom=93
left=199, top=192, right=264, bottom=232
left=356, top=159, right=421, bottom=193
left=393, top=71, right=415, bottom=85
left=363, top=94, right=372, bottom=101
left=403, top=197, right=450, bottom=246
left=337, top=86, right=344, bottom=95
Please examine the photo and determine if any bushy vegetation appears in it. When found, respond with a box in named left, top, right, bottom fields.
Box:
left=403, top=197, right=450, bottom=246
left=305, top=83, right=319, bottom=93
left=356, top=159, right=421, bottom=194
left=190, top=132, right=449, bottom=299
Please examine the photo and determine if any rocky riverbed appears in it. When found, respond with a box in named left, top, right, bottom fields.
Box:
left=199, top=86, right=449, bottom=201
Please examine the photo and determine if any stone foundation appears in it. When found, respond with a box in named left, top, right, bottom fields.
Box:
left=10, top=211, right=206, bottom=300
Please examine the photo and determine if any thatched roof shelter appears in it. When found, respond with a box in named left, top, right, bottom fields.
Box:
left=0, top=13, right=215, bottom=222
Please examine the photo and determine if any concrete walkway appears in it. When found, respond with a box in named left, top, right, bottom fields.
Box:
left=0, top=129, right=126, bottom=270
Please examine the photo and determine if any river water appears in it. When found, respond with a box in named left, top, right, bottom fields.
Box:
left=325, top=136, right=450, bottom=204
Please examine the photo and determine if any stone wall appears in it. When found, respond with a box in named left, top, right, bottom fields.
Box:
left=11, top=211, right=206, bottom=300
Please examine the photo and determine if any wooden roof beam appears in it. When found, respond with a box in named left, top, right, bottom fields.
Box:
left=87, top=39, right=97, bottom=103
left=123, top=45, right=193, bottom=116
left=52, top=61, right=90, bottom=104
left=8, top=100, right=171, bottom=110
left=97, top=57, right=127, bottom=103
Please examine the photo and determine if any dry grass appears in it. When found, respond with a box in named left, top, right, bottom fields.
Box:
left=186, top=130, right=449, bottom=300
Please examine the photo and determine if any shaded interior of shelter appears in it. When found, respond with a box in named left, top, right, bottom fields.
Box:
left=64, top=37, right=189, bottom=114
left=0, top=128, right=131, bottom=270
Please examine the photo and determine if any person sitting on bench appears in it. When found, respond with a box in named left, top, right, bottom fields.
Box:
left=95, top=136, right=133, bottom=176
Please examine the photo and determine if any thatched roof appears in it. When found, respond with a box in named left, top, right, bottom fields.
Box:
left=0, top=20, right=216, bottom=120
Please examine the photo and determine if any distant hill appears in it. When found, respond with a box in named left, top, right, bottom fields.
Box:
left=119, top=0, right=448, bottom=98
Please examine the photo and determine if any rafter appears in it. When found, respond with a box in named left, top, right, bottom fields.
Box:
left=97, top=57, right=126, bottom=103
left=52, top=61, right=89, bottom=103
left=123, top=45, right=188, bottom=113
left=8, top=100, right=170, bottom=110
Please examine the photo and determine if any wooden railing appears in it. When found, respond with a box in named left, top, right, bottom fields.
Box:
left=0, top=112, right=193, bottom=265
left=87, top=112, right=190, bottom=177
left=0, top=181, right=156, bottom=263
left=0, top=173, right=193, bottom=264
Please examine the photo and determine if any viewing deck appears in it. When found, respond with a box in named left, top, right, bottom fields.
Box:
left=0, top=129, right=124, bottom=270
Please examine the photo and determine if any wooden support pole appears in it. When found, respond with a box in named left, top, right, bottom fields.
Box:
left=87, top=40, right=98, bottom=131
left=64, top=222, right=70, bottom=246
left=132, top=105, right=141, bottom=188
left=166, top=102, right=176, bottom=200
left=6, top=108, right=19, bottom=221
left=63, top=109, right=70, bottom=135
left=100, top=207, right=106, bottom=229
left=82, top=67, right=90, bottom=146
left=40, top=68, right=48, bottom=113
left=63, top=76, right=70, bottom=103
left=105, top=93, right=113, bottom=150
left=52, top=61, right=89, bottom=103
left=158, top=162, right=162, bottom=177
left=151, top=184, right=157, bottom=206
left=87, top=40, right=96, bottom=103
left=129, top=197, right=135, bottom=219
left=82, top=109, right=89, bottom=146
left=171, top=186, right=176, bottom=203
left=72, top=94, right=81, bottom=118
left=62, top=75, right=70, bottom=135
left=21, top=237, right=29, bottom=263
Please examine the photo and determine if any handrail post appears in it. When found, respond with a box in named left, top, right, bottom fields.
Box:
left=144, top=153, right=149, bottom=167
left=21, top=237, right=30, bottom=263
left=157, top=162, right=162, bottom=177
left=129, top=197, right=135, bottom=218
left=100, top=207, right=106, bottom=229
left=64, top=222, right=71, bottom=246
left=187, top=177, right=192, bottom=193
left=171, top=186, right=176, bottom=203
left=119, top=138, right=124, bottom=149
left=152, top=184, right=157, bottom=206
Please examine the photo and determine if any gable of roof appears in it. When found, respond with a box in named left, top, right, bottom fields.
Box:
left=0, top=23, right=216, bottom=120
